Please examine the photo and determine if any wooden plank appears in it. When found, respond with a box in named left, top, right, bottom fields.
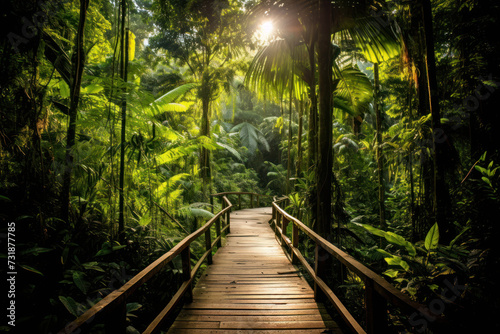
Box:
left=168, top=329, right=338, bottom=334
left=165, top=207, right=340, bottom=334
left=180, top=309, right=329, bottom=316
left=191, top=299, right=318, bottom=303
left=183, top=303, right=327, bottom=310
left=219, top=320, right=336, bottom=329
left=176, top=314, right=325, bottom=322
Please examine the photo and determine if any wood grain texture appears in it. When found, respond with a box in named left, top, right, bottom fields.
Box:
left=166, top=208, right=342, bottom=333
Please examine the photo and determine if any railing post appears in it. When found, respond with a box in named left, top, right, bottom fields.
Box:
left=210, top=195, right=214, bottom=214
left=282, top=216, right=289, bottom=245
left=272, top=205, right=276, bottom=227
left=238, top=194, right=241, bottom=210
left=291, top=222, right=299, bottom=265
left=365, top=279, right=388, bottom=334
left=205, top=229, right=213, bottom=265
left=251, top=193, right=254, bottom=208
left=275, top=211, right=281, bottom=239
left=314, top=243, right=327, bottom=302
left=226, top=206, right=231, bottom=234
left=215, top=216, right=221, bottom=247
left=221, top=198, right=226, bottom=225
left=105, top=301, right=126, bottom=333
left=181, top=246, right=193, bottom=303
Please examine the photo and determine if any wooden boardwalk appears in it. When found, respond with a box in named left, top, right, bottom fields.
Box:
left=167, top=207, right=342, bottom=333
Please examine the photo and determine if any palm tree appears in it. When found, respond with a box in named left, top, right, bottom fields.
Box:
left=246, top=0, right=400, bottom=236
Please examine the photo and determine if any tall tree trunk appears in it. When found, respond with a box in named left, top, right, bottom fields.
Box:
left=316, top=0, right=333, bottom=238
left=60, top=0, right=90, bottom=222
left=374, top=63, right=386, bottom=230
left=118, top=0, right=129, bottom=240
left=306, top=30, right=318, bottom=230
left=286, top=54, right=294, bottom=194
left=421, top=0, right=453, bottom=242
left=296, top=99, right=304, bottom=178
left=199, top=71, right=212, bottom=195
left=307, top=39, right=318, bottom=172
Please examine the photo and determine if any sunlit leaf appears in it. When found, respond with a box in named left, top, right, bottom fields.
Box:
left=424, top=223, right=440, bottom=251
left=385, top=256, right=410, bottom=271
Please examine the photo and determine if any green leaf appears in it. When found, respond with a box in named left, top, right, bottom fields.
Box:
left=481, top=176, right=493, bottom=187
left=19, top=264, right=44, bottom=276
left=347, top=16, right=400, bottom=63
left=59, top=81, right=70, bottom=98
left=375, top=248, right=393, bottom=258
left=20, top=247, right=53, bottom=256
left=154, top=83, right=197, bottom=104
left=112, top=245, right=127, bottom=251
left=358, top=223, right=416, bottom=256
left=126, top=326, right=141, bottom=334
left=383, top=269, right=399, bottom=278
left=126, top=302, right=142, bottom=313
left=82, top=262, right=105, bottom=272
left=72, top=271, right=88, bottom=294
left=385, top=256, right=410, bottom=271
left=216, top=142, right=243, bottom=161
left=188, top=208, right=214, bottom=219
left=85, top=83, right=104, bottom=94
left=425, top=223, right=440, bottom=251
left=0, top=195, right=12, bottom=202
left=139, top=213, right=151, bottom=226
left=95, top=242, right=112, bottom=257
left=474, top=165, right=487, bottom=174
left=450, top=226, right=470, bottom=247
left=230, top=122, right=269, bottom=153
left=198, top=136, right=219, bottom=150
left=58, top=296, right=81, bottom=317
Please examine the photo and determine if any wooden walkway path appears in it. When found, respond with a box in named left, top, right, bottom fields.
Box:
left=167, top=207, right=342, bottom=333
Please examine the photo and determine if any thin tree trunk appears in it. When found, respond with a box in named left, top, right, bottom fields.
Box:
left=286, top=52, right=294, bottom=194
left=118, top=11, right=129, bottom=239
left=316, top=0, right=333, bottom=238
left=296, top=99, right=304, bottom=177
left=306, top=30, right=318, bottom=230
left=374, top=63, right=386, bottom=230
left=199, top=71, right=212, bottom=196
left=307, top=39, right=318, bottom=172
left=421, top=0, right=453, bottom=242
left=60, top=0, right=90, bottom=222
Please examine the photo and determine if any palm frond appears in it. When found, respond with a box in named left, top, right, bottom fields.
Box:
left=346, top=15, right=401, bottom=63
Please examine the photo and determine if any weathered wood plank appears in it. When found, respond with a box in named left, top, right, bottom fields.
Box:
left=166, top=207, right=341, bottom=333
left=167, top=330, right=338, bottom=334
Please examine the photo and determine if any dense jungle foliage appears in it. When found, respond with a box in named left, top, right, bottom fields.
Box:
left=1, top=0, right=499, bottom=332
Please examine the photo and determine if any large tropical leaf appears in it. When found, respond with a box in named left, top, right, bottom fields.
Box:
left=230, top=122, right=270, bottom=154
left=333, top=65, right=373, bottom=117
left=150, top=83, right=197, bottom=113
left=216, top=142, right=243, bottom=162
left=346, top=15, right=401, bottom=63
left=425, top=223, right=440, bottom=251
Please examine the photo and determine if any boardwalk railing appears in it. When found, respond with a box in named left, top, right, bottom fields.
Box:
left=58, top=193, right=250, bottom=334
left=210, top=191, right=271, bottom=212
left=271, top=197, right=446, bottom=334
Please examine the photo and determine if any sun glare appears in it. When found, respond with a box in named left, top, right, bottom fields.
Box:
left=254, top=20, right=274, bottom=44
left=261, top=21, right=274, bottom=35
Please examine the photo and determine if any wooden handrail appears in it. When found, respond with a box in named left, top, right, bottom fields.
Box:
left=58, top=196, right=233, bottom=334
left=271, top=198, right=446, bottom=334
left=210, top=191, right=271, bottom=212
